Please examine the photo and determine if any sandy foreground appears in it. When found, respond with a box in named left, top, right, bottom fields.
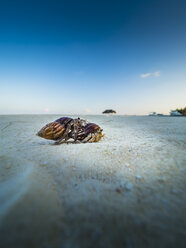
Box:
left=0, top=115, right=186, bottom=248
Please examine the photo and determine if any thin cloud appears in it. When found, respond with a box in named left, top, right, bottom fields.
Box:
left=140, top=71, right=160, bottom=78
left=140, top=73, right=151, bottom=78
left=153, top=71, right=160, bottom=77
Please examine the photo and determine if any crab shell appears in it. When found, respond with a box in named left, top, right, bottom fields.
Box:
left=37, top=122, right=65, bottom=140
left=55, top=117, right=73, bottom=125
left=37, top=117, right=74, bottom=140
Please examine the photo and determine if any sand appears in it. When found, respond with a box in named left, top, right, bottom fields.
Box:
left=0, top=115, right=186, bottom=248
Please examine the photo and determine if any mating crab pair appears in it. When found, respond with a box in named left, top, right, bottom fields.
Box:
left=37, top=117, right=104, bottom=144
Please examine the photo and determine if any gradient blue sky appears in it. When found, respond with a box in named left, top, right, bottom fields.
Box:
left=0, top=0, right=186, bottom=115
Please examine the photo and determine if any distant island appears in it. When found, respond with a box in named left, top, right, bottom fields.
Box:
left=176, top=107, right=186, bottom=116
left=149, top=107, right=186, bottom=117
left=102, top=109, right=116, bottom=114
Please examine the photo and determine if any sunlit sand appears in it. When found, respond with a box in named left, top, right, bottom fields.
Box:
left=0, top=115, right=186, bottom=247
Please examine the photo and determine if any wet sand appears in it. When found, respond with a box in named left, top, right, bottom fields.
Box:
left=0, top=115, right=186, bottom=248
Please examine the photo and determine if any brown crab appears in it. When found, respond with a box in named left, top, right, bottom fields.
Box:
left=37, top=117, right=104, bottom=144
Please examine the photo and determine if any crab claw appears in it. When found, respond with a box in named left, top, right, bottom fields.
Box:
left=77, top=123, right=104, bottom=143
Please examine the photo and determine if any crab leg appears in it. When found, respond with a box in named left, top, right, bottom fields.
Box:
left=88, top=133, right=96, bottom=143
left=95, top=132, right=103, bottom=142
left=81, top=133, right=92, bottom=143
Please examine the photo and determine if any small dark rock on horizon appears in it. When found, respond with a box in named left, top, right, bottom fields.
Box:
left=102, top=109, right=116, bottom=114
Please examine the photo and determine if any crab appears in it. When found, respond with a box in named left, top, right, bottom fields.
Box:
left=37, top=117, right=104, bottom=144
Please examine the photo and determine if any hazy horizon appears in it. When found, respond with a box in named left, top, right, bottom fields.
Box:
left=1, top=0, right=186, bottom=115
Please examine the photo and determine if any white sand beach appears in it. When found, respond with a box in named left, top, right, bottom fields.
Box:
left=0, top=115, right=186, bottom=248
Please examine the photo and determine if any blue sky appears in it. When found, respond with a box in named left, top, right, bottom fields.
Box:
left=0, top=0, right=186, bottom=114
